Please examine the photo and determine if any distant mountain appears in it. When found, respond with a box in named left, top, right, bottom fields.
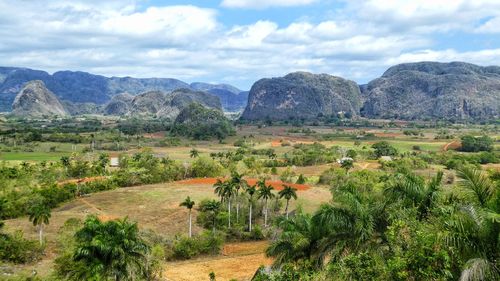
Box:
left=241, top=72, right=362, bottom=120
left=361, top=62, right=500, bottom=120
left=156, top=88, right=222, bottom=119
left=103, top=88, right=222, bottom=120
left=0, top=67, right=245, bottom=112
left=11, top=80, right=68, bottom=117
left=103, top=93, right=134, bottom=116
left=190, top=82, right=248, bottom=112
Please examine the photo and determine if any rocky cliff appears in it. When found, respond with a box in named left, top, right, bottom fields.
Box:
left=11, top=80, right=68, bottom=117
left=0, top=67, right=235, bottom=112
left=361, top=62, right=500, bottom=120
left=102, top=88, right=222, bottom=119
left=241, top=72, right=362, bottom=120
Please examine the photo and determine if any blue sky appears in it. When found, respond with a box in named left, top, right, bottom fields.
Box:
left=0, top=0, right=499, bottom=89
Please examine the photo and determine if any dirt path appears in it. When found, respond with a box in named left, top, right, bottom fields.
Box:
left=79, top=197, right=104, bottom=213
left=165, top=241, right=272, bottom=281
left=79, top=197, right=119, bottom=221
left=442, top=140, right=461, bottom=151
left=357, top=163, right=370, bottom=170
left=58, top=176, right=108, bottom=186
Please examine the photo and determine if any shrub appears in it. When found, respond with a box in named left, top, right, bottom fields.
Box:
left=190, top=157, right=224, bottom=178
left=372, top=141, right=398, bottom=158
left=173, top=236, right=199, bottom=259
left=0, top=231, right=44, bottom=263
left=460, top=135, right=493, bottom=152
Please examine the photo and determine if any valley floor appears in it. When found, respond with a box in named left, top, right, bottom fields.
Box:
left=3, top=179, right=331, bottom=280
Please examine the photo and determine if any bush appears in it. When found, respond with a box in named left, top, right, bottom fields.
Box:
left=250, top=225, right=265, bottom=240
left=173, top=236, right=199, bottom=259
left=372, top=141, right=398, bottom=158
left=172, top=231, right=224, bottom=260
left=190, top=157, right=224, bottom=178
left=0, top=231, right=44, bottom=263
left=460, top=135, right=493, bottom=152
left=198, top=231, right=224, bottom=255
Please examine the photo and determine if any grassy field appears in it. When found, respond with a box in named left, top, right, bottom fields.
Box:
left=3, top=180, right=331, bottom=280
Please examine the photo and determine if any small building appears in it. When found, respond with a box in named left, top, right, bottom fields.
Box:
left=337, top=157, right=353, bottom=164
left=380, top=156, right=393, bottom=162
left=109, top=153, right=120, bottom=167
left=110, top=157, right=119, bottom=167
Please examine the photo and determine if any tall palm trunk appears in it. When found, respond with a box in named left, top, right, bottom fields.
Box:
left=188, top=209, right=192, bottom=238
left=236, top=201, right=240, bottom=224
left=264, top=199, right=268, bottom=227
left=285, top=199, right=290, bottom=219
left=228, top=199, right=231, bottom=228
left=38, top=224, right=43, bottom=246
left=249, top=201, right=253, bottom=232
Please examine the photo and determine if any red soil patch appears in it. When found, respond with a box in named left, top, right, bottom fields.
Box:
left=177, top=177, right=310, bottom=191
left=58, top=176, right=108, bottom=186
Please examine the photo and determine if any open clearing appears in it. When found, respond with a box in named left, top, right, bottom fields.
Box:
left=4, top=179, right=331, bottom=279
left=165, top=241, right=272, bottom=281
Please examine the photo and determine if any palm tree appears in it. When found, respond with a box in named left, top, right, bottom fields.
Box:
left=279, top=185, right=298, bottom=218
left=246, top=185, right=257, bottom=232
left=202, top=200, right=221, bottom=234
left=311, top=183, right=383, bottom=266
left=180, top=197, right=195, bottom=238
left=214, top=180, right=235, bottom=228
left=190, top=148, right=199, bottom=158
left=257, top=180, right=275, bottom=227
left=230, top=172, right=247, bottom=224
left=266, top=211, right=314, bottom=266
left=440, top=167, right=499, bottom=281
left=384, top=171, right=444, bottom=220
left=28, top=199, right=51, bottom=245
left=65, top=215, right=150, bottom=281
left=60, top=155, right=70, bottom=173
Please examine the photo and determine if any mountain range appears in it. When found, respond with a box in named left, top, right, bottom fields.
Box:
left=0, top=67, right=247, bottom=113
left=2, top=61, right=499, bottom=121
left=242, top=62, right=500, bottom=121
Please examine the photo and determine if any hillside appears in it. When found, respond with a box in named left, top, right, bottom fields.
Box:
left=361, top=61, right=500, bottom=120
left=241, top=72, right=362, bottom=120
left=11, top=80, right=68, bottom=117
left=0, top=67, right=245, bottom=112
left=102, top=88, right=223, bottom=119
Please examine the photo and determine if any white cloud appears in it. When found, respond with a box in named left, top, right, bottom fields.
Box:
left=388, top=48, right=500, bottom=66
left=221, top=0, right=317, bottom=9
left=101, top=6, right=217, bottom=41
left=0, top=0, right=499, bottom=88
left=475, top=17, right=500, bottom=33
left=348, top=0, right=500, bottom=33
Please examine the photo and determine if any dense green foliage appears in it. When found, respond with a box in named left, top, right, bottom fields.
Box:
left=0, top=230, right=44, bottom=263
left=262, top=167, right=499, bottom=280
left=460, top=135, right=494, bottom=152
left=372, top=141, right=399, bottom=158
left=284, top=143, right=339, bottom=166
left=55, top=216, right=153, bottom=280
left=172, top=103, right=235, bottom=140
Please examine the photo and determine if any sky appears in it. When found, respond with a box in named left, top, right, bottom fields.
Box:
left=0, top=0, right=499, bottom=89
